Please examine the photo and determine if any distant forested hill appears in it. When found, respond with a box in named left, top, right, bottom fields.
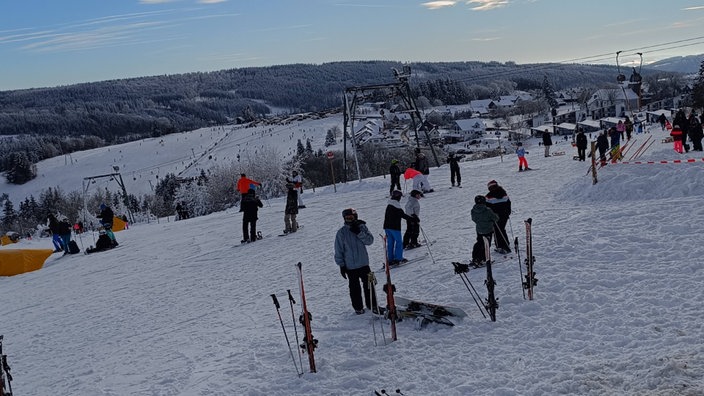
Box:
left=0, top=60, right=684, bottom=181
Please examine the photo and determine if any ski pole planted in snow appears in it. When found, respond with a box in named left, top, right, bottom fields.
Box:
left=286, top=289, right=304, bottom=373
left=515, top=237, right=526, bottom=300
left=270, top=294, right=302, bottom=376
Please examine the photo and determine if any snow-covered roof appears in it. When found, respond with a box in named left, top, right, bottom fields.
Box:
left=454, top=118, right=486, bottom=131
left=578, top=120, right=601, bottom=128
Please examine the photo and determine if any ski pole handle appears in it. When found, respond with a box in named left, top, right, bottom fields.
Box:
left=271, top=294, right=280, bottom=309
left=287, top=289, right=296, bottom=304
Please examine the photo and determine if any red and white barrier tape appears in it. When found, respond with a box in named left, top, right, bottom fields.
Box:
left=619, top=158, right=704, bottom=165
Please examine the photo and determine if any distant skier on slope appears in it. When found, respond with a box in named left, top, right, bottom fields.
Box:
left=447, top=152, right=464, bottom=187
left=516, top=142, right=531, bottom=171
left=283, top=183, right=299, bottom=234
left=334, top=208, right=375, bottom=315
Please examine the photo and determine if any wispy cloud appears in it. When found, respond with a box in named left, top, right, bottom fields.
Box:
left=3, top=7, right=237, bottom=53
left=682, top=6, right=704, bottom=10
left=466, top=0, right=509, bottom=11
left=422, top=1, right=457, bottom=10
left=471, top=37, right=500, bottom=41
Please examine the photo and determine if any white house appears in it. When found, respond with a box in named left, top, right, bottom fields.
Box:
left=586, top=88, right=639, bottom=119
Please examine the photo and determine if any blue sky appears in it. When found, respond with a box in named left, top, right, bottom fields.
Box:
left=2, top=0, right=704, bottom=91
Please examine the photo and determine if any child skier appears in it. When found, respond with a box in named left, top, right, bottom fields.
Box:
left=403, top=190, right=423, bottom=249
left=516, top=142, right=530, bottom=171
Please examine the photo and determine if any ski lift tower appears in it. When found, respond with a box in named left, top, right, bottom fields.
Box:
left=82, top=166, right=134, bottom=224
left=342, top=66, right=440, bottom=182
left=616, top=51, right=644, bottom=114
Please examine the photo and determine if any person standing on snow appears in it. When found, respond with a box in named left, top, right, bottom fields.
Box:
left=403, top=190, right=423, bottom=249
left=285, top=170, right=305, bottom=208
left=485, top=180, right=511, bottom=254
left=576, top=128, right=588, bottom=161
left=471, top=195, right=499, bottom=265
left=283, top=183, right=299, bottom=234
left=384, top=190, right=417, bottom=265
left=447, top=152, right=464, bottom=187
left=334, top=208, right=375, bottom=315
left=240, top=189, right=264, bottom=243
left=389, top=159, right=402, bottom=197
left=596, top=130, right=609, bottom=166
left=516, top=142, right=531, bottom=171
left=542, top=130, right=553, bottom=157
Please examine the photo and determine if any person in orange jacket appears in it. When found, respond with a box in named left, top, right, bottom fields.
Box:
left=236, top=173, right=261, bottom=195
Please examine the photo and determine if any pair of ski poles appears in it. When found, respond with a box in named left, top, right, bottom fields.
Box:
left=271, top=290, right=304, bottom=377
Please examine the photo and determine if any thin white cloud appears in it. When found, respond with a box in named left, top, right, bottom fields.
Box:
left=471, top=37, right=500, bottom=41
left=422, top=1, right=457, bottom=10
left=466, top=0, right=509, bottom=11
left=682, top=6, right=704, bottom=10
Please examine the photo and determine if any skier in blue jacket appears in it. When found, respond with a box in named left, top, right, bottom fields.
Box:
left=334, top=208, right=375, bottom=314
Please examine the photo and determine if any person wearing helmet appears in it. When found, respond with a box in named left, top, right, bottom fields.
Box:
left=334, top=208, right=375, bottom=314
left=389, top=159, right=402, bottom=197
left=86, top=229, right=115, bottom=254
left=471, top=195, right=498, bottom=265
left=486, top=180, right=512, bottom=254
left=384, top=190, right=418, bottom=266
left=403, top=190, right=423, bottom=249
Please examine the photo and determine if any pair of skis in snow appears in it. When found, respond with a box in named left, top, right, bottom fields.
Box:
left=451, top=218, right=538, bottom=321
left=270, top=262, right=317, bottom=376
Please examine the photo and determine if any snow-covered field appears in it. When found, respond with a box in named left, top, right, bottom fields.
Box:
left=2, top=124, right=704, bottom=395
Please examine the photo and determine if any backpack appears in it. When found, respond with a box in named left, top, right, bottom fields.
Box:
left=68, top=240, right=80, bottom=254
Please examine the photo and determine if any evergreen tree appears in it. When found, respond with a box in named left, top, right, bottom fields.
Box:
left=296, top=139, right=305, bottom=157
left=305, top=139, right=313, bottom=155
left=691, top=59, right=704, bottom=111
left=325, top=129, right=336, bottom=146
left=542, top=75, right=558, bottom=109
left=2, top=197, right=17, bottom=231
left=6, top=151, right=37, bottom=184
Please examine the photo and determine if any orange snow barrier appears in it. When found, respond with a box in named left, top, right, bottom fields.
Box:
left=0, top=249, right=53, bottom=276
left=1, top=235, right=16, bottom=246
left=112, top=216, right=127, bottom=232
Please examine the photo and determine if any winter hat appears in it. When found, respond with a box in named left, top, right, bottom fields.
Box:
left=247, top=188, right=256, bottom=195
left=475, top=195, right=486, bottom=205
left=410, top=190, right=423, bottom=198
left=391, top=159, right=399, bottom=164
left=517, top=142, right=523, bottom=146
left=342, top=208, right=358, bottom=221
left=487, top=180, right=498, bottom=189
left=100, top=203, right=107, bottom=210
left=391, top=190, right=403, bottom=201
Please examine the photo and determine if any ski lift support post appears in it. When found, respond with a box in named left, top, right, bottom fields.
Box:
left=82, top=168, right=135, bottom=225
left=342, top=66, right=440, bottom=183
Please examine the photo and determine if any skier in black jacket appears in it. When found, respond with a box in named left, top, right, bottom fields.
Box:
left=447, top=152, right=464, bottom=187
left=485, top=180, right=511, bottom=254
left=576, top=129, right=588, bottom=161
left=240, top=189, right=264, bottom=243
left=389, top=159, right=402, bottom=196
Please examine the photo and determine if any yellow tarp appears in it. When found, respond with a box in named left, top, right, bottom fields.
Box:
left=112, top=216, right=127, bottom=232
left=0, top=235, right=17, bottom=246
left=0, top=249, right=53, bottom=276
